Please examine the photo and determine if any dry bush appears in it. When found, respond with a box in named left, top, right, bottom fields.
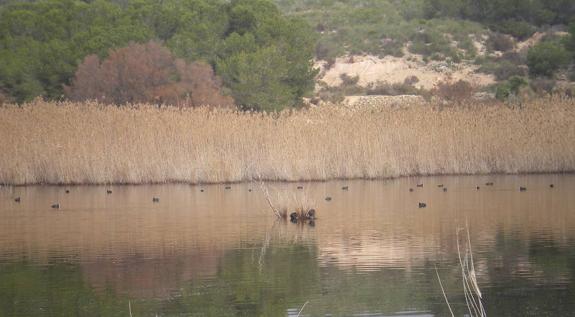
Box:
left=561, top=85, right=575, bottom=98
left=487, top=33, right=515, bottom=52
left=500, top=52, right=525, bottom=64
left=403, top=75, right=420, bottom=86
left=530, top=78, right=556, bottom=96
left=0, top=90, right=10, bottom=106
left=366, top=80, right=426, bottom=96
left=340, top=73, right=360, bottom=86
left=317, top=75, right=363, bottom=103
left=433, top=79, right=474, bottom=103
left=1, top=97, right=574, bottom=185
left=65, top=41, right=233, bottom=107
left=493, top=61, right=528, bottom=81
left=317, top=86, right=346, bottom=103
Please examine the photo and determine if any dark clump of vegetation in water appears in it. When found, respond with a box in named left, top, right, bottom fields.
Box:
left=289, top=208, right=316, bottom=224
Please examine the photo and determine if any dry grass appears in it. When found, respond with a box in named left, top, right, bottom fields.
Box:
left=1, top=97, right=574, bottom=185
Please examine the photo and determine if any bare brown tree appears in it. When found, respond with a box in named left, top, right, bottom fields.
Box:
left=433, top=79, right=474, bottom=104
left=65, top=41, right=234, bottom=107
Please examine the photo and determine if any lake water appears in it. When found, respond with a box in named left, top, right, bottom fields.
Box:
left=1, top=175, right=574, bottom=316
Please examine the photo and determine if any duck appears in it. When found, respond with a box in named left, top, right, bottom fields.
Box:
left=14, top=197, right=21, bottom=203
left=341, top=186, right=349, bottom=190
left=290, top=212, right=298, bottom=223
left=297, top=186, right=303, bottom=190
left=225, top=186, right=231, bottom=190
left=51, top=203, right=60, bottom=209
left=106, top=189, right=112, bottom=194
left=325, top=196, right=332, bottom=201
left=416, top=184, right=424, bottom=188
left=200, top=189, right=204, bottom=192
left=418, top=202, right=427, bottom=208
left=65, top=189, right=70, bottom=194
left=307, top=209, right=316, bottom=220
left=437, top=184, right=444, bottom=188
left=519, top=187, right=527, bottom=192
left=152, top=197, right=160, bottom=202
left=443, top=187, right=448, bottom=192
left=409, top=188, right=414, bottom=192
left=485, top=182, right=494, bottom=186
left=550, top=184, right=554, bottom=188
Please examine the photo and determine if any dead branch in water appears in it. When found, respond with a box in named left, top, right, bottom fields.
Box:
left=296, top=301, right=309, bottom=317
left=258, top=180, right=283, bottom=218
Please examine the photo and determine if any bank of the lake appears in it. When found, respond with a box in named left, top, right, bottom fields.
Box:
left=1, top=97, right=574, bottom=185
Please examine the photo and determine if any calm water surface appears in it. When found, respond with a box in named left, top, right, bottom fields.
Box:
left=1, top=175, right=575, bottom=316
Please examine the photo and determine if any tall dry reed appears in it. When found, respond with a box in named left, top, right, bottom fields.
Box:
left=1, top=97, right=574, bottom=185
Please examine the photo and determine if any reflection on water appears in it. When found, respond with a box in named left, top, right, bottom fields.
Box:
left=1, top=175, right=575, bottom=316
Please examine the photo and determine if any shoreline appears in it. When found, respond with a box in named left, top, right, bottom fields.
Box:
left=1, top=171, right=574, bottom=187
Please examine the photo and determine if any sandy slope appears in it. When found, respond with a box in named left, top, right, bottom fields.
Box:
left=318, top=54, right=495, bottom=90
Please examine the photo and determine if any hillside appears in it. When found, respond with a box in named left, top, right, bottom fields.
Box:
left=0, top=0, right=573, bottom=107
left=276, top=0, right=575, bottom=101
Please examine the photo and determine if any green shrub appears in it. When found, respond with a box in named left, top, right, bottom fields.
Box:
left=492, top=20, right=536, bottom=40
left=457, top=37, right=478, bottom=58
left=495, top=76, right=528, bottom=100
left=567, top=22, right=575, bottom=60
left=408, top=29, right=459, bottom=60
left=527, top=42, right=570, bottom=77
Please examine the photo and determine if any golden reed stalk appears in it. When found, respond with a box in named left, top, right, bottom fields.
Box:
left=1, top=97, right=574, bottom=185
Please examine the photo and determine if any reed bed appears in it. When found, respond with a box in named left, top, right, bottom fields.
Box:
left=1, top=97, right=574, bottom=185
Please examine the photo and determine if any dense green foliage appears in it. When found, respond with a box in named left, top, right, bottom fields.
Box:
left=527, top=41, right=570, bottom=77
left=0, top=0, right=151, bottom=103
left=567, top=23, right=575, bottom=60
left=0, top=0, right=317, bottom=110
left=423, top=0, right=575, bottom=39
